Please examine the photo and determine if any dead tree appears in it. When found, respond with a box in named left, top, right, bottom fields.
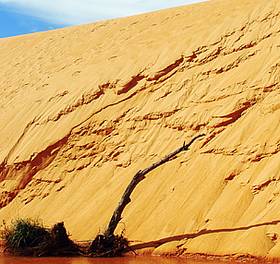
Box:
left=104, top=134, right=205, bottom=238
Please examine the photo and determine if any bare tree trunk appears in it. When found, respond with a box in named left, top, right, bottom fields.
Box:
left=104, top=134, right=205, bottom=237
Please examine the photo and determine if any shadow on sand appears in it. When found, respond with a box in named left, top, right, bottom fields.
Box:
left=130, top=220, right=280, bottom=250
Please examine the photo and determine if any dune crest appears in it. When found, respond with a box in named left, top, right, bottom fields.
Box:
left=1, top=0, right=280, bottom=258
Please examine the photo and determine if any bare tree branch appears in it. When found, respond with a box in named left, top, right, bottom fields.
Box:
left=104, top=134, right=205, bottom=237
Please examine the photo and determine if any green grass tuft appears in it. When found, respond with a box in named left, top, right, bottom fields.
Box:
left=1, top=219, right=81, bottom=257
left=1, top=218, right=51, bottom=255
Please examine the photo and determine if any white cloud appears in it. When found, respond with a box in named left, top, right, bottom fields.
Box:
left=0, top=0, right=206, bottom=25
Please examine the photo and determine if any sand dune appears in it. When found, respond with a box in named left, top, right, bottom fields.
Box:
left=0, top=0, right=280, bottom=258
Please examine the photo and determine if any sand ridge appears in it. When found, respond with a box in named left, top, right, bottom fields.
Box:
left=0, top=0, right=280, bottom=258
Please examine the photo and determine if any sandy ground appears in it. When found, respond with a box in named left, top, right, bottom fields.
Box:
left=0, top=0, right=280, bottom=258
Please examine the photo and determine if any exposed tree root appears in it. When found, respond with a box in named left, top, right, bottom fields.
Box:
left=88, top=233, right=129, bottom=257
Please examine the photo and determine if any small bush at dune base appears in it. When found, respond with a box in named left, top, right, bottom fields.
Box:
left=1, top=218, right=51, bottom=256
left=1, top=219, right=81, bottom=257
left=1, top=218, right=129, bottom=257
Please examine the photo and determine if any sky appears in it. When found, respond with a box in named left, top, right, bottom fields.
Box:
left=0, top=0, right=205, bottom=38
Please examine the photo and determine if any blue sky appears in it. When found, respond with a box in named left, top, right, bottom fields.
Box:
left=0, top=0, right=205, bottom=38
left=0, top=5, right=63, bottom=38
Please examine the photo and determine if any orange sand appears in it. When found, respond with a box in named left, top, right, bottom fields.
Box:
left=0, top=0, right=280, bottom=258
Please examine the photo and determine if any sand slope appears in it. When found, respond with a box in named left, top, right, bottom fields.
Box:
left=1, top=0, right=280, bottom=257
